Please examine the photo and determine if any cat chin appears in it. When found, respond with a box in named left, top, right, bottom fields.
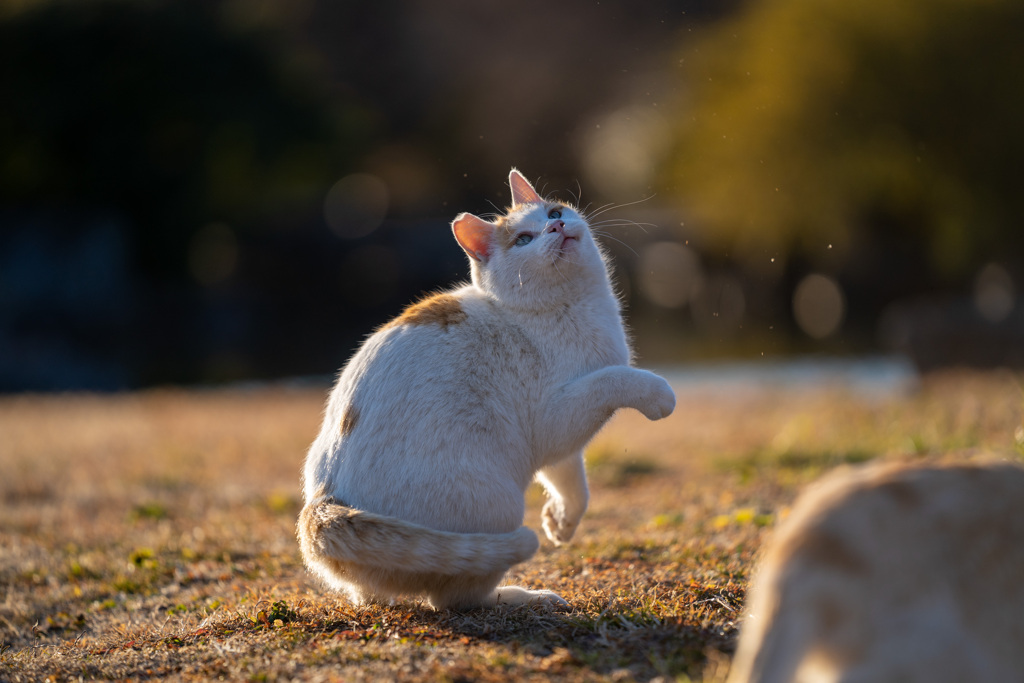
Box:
left=545, top=235, right=582, bottom=259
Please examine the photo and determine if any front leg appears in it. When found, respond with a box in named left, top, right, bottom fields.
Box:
left=536, top=453, right=588, bottom=546
left=534, top=366, right=676, bottom=459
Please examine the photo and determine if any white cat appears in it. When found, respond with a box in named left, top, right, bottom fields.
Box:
left=728, top=460, right=1024, bottom=683
left=298, top=169, right=676, bottom=609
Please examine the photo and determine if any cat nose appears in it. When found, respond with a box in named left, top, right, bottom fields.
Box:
left=545, top=220, right=566, bottom=234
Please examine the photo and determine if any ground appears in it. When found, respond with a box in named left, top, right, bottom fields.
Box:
left=2, top=369, right=1022, bottom=682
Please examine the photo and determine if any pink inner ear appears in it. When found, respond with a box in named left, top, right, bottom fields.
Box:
left=509, top=169, right=543, bottom=207
left=451, top=213, right=495, bottom=262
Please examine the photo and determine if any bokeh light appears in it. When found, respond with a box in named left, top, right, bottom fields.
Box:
left=974, top=263, right=1015, bottom=323
left=582, top=106, right=666, bottom=196
left=324, top=173, right=389, bottom=239
left=637, top=241, right=702, bottom=309
left=2, top=0, right=1021, bottom=388
left=793, top=274, right=845, bottom=339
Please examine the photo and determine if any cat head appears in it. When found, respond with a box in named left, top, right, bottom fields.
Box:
left=451, top=169, right=611, bottom=310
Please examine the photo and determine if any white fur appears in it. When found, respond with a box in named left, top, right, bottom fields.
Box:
left=299, top=169, right=676, bottom=609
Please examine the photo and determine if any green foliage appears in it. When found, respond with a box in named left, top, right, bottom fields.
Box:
left=719, top=447, right=878, bottom=486
left=265, top=491, right=299, bottom=515
left=129, top=547, right=158, bottom=568
left=67, top=559, right=100, bottom=582
left=247, top=599, right=298, bottom=629
left=586, top=444, right=661, bottom=488
left=267, top=599, right=297, bottom=624
left=666, top=0, right=1024, bottom=275
left=131, top=501, right=169, bottom=521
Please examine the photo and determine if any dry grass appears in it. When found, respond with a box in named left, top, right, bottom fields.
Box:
left=2, top=370, right=1022, bottom=682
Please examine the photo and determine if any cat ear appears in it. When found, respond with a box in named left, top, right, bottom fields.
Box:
left=509, top=168, right=543, bottom=208
left=451, top=212, right=495, bottom=262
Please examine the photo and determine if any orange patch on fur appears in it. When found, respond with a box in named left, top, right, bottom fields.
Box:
left=387, top=293, right=467, bottom=329
left=795, top=530, right=867, bottom=576
left=876, top=479, right=923, bottom=509
left=493, top=215, right=515, bottom=249
left=340, top=405, right=359, bottom=437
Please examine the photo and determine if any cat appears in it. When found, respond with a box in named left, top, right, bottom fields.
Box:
left=298, top=169, right=676, bottom=610
left=728, top=459, right=1024, bottom=683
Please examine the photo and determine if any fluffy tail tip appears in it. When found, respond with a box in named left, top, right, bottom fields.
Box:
left=512, top=526, right=540, bottom=562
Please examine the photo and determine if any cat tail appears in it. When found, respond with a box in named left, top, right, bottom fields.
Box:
left=297, top=495, right=539, bottom=577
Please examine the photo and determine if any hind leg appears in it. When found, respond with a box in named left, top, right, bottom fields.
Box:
left=346, top=586, right=393, bottom=607
left=426, top=571, right=504, bottom=610
left=426, top=572, right=568, bottom=610
left=537, top=453, right=589, bottom=546
left=321, top=572, right=390, bottom=607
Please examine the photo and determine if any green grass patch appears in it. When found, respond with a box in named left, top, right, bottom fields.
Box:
left=586, top=444, right=661, bottom=488
left=717, top=447, right=878, bottom=485
left=131, top=501, right=169, bottom=521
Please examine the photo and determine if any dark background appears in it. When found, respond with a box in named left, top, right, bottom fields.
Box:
left=1, top=0, right=1021, bottom=391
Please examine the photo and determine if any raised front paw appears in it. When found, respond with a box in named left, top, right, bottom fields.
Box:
left=542, top=499, right=581, bottom=546
left=635, top=370, right=676, bottom=421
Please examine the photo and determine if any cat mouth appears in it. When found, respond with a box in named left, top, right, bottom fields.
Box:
left=559, top=236, right=578, bottom=250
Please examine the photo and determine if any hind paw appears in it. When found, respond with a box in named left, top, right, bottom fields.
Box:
left=493, top=585, right=569, bottom=610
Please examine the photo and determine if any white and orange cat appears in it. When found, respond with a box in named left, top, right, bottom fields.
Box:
left=298, top=169, right=676, bottom=609
left=729, top=459, right=1024, bottom=683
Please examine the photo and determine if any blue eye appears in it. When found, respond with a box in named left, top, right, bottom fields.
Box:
left=548, top=209, right=562, bottom=219
left=514, top=233, right=533, bottom=246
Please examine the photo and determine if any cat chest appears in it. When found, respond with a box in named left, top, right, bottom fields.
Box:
left=532, top=317, right=630, bottom=370
left=364, top=302, right=627, bottom=391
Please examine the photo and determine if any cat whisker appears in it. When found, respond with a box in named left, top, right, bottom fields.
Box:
left=583, top=201, right=618, bottom=221
left=565, top=179, right=583, bottom=208
left=590, top=226, right=653, bottom=238
left=584, top=194, right=656, bottom=221
left=588, top=219, right=656, bottom=232
left=589, top=216, right=657, bottom=226
left=590, top=231, right=639, bottom=257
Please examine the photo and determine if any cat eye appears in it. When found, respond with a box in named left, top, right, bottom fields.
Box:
left=514, top=233, right=533, bottom=246
left=548, top=209, right=562, bottom=219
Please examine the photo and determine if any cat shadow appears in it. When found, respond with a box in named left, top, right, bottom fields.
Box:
left=327, top=601, right=735, bottom=678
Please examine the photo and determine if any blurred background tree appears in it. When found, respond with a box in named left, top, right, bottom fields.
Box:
left=0, top=0, right=714, bottom=389
left=665, top=0, right=1024, bottom=286
left=0, top=0, right=1020, bottom=389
